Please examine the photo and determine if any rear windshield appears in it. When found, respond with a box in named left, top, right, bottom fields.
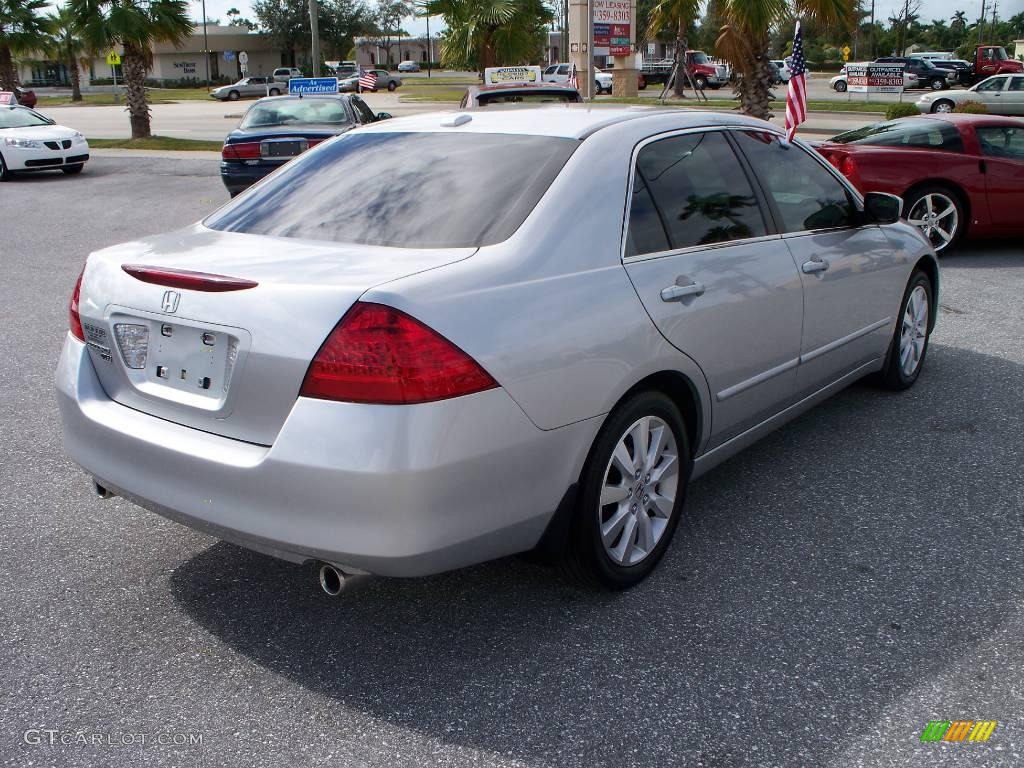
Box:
left=477, top=91, right=582, bottom=105
left=204, top=132, right=578, bottom=248
left=829, top=119, right=964, bottom=152
left=240, top=99, right=352, bottom=128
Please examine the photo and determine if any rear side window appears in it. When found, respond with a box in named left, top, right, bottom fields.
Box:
left=205, top=132, right=577, bottom=248
left=627, top=131, right=766, bottom=255
left=735, top=131, right=856, bottom=233
left=829, top=119, right=964, bottom=152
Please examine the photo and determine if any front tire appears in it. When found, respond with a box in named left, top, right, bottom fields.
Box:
left=694, top=75, right=708, bottom=90
left=904, top=185, right=963, bottom=254
left=834, top=79, right=848, bottom=92
left=565, top=392, right=690, bottom=590
left=0, top=152, right=9, bottom=182
left=876, top=271, right=933, bottom=390
left=930, top=99, right=954, bottom=113
left=228, top=90, right=240, bottom=101
left=930, top=78, right=945, bottom=90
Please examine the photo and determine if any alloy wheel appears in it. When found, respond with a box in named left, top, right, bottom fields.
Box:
left=899, top=285, right=929, bottom=377
left=598, top=416, right=680, bottom=566
left=906, top=192, right=958, bottom=252
left=932, top=100, right=954, bottom=113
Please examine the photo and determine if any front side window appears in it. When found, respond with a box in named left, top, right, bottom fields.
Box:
left=735, top=131, right=856, bottom=233
left=627, top=131, right=766, bottom=255
left=976, top=77, right=1007, bottom=93
left=205, top=132, right=577, bottom=248
left=976, top=126, right=1024, bottom=161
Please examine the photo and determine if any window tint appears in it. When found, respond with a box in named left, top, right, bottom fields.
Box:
left=735, top=131, right=856, bottom=233
left=632, top=131, right=766, bottom=252
left=976, top=126, right=1024, bottom=161
left=625, top=175, right=670, bottom=256
left=477, top=90, right=583, bottom=105
left=205, top=133, right=577, bottom=248
left=829, top=119, right=964, bottom=152
left=349, top=95, right=375, bottom=123
left=240, top=98, right=352, bottom=128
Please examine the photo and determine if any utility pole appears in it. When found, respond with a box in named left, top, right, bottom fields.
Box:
left=426, top=13, right=431, bottom=77
left=201, top=0, right=210, bottom=89
left=870, top=0, right=875, bottom=58
left=979, top=0, right=987, bottom=44
left=308, top=0, right=320, bottom=76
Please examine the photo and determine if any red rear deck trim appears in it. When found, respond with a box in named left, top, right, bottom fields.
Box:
left=121, top=264, right=258, bottom=292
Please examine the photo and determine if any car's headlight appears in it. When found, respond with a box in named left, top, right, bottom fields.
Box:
left=71, top=131, right=87, bottom=144
left=4, top=137, right=42, bottom=148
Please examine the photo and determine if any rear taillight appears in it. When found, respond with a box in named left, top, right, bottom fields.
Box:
left=300, top=302, right=498, bottom=405
left=221, top=141, right=260, bottom=160
left=69, top=269, right=85, bottom=341
left=840, top=155, right=857, bottom=177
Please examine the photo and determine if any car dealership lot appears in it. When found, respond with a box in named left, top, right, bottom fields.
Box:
left=1, top=156, right=1023, bottom=767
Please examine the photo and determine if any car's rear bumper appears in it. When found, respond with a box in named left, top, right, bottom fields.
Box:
left=220, top=161, right=275, bottom=195
left=55, top=336, right=597, bottom=577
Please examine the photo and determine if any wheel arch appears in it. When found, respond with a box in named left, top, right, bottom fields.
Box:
left=912, top=255, right=940, bottom=332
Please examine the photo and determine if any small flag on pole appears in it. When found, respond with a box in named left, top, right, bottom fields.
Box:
left=567, top=62, right=578, bottom=90
left=358, top=69, right=378, bottom=93
left=785, top=21, right=808, bottom=141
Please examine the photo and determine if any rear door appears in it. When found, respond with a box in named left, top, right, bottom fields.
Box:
left=1001, top=75, right=1024, bottom=115
left=976, top=123, right=1024, bottom=228
left=974, top=76, right=1010, bottom=112
left=732, top=130, right=905, bottom=399
left=621, top=129, right=804, bottom=448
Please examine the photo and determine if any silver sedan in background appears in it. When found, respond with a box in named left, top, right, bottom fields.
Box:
left=55, top=109, right=938, bottom=594
left=209, top=77, right=282, bottom=101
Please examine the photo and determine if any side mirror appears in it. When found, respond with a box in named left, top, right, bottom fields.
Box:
left=376, top=112, right=392, bottom=120
left=863, top=191, right=902, bottom=224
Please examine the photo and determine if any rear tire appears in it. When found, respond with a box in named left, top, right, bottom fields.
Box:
left=62, top=164, right=84, bottom=175
left=563, top=391, right=690, bottom=590
left=269, top=88, right=281, bottom=96
left=875, top=270, right=933, bottom=390
left=930, top=78, right=945, bottom=90
left=387, top=81, right=397, bottom=91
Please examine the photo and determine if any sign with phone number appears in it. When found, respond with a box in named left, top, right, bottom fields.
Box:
left=845, top=64, right=905, bottom=93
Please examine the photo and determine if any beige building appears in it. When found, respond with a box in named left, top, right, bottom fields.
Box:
left=17, top=25, right=290, bottom=88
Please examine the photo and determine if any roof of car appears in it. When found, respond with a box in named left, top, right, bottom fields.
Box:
left=355, top=106, right=782, bottom=139
left=473, top=82, right=581, bottom=93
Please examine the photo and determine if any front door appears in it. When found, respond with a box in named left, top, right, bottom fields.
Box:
left=976, top=123, right=1024, bottom=228
left=621, top=130, right=803, bottom=448
left=732, top=130, right=905, bottom=399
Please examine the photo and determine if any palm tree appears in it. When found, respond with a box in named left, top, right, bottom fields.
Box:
left=647, top=0, right=701, bottom=96
left=717, top=0, right=854, bottom=120
left=48, top=5, right=90, bottom=103
left=0, top=0, right=50, bottom=91
left=424, top=0, right=551, bottom=71
left=950, top=10, right=967, bottom=32
left=69, top=0, right=192, bottom=139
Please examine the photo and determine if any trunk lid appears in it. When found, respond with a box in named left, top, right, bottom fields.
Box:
left=77, top=225, right=474, bottom=445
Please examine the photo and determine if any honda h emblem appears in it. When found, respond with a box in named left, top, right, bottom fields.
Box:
left=161, top=290, right=180, bottom=313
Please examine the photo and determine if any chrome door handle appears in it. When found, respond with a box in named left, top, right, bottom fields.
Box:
left=661, top=282, right=706, bottom=302
left=801, top=259, right=829, bottom=274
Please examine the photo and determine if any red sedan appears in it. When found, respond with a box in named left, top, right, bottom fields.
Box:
left=816, top=113, right=1024, bottom=253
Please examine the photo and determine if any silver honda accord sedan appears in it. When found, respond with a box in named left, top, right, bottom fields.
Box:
left=55, top=108, right=938, bottom=591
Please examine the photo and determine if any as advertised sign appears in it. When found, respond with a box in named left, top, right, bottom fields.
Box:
left=593, top=0, right=632, bottom=56
left=287, top=77, right=339, bottom=94
left=846, top=63, right=904, bottom=93
left=484, top=66, right=541, bottom=85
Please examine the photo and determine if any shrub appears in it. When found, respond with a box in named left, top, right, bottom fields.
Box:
left=954, top=101, right=988, bottom=114
left=886, top=102, right=921, bottom=120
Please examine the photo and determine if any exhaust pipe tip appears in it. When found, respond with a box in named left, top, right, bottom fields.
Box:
left=318, top=564, right=345, bottom=596
left=93, top=480, right=114, bottom=499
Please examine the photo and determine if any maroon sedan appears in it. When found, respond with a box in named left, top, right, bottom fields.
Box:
left=816, top=113, right=1024, bottom=253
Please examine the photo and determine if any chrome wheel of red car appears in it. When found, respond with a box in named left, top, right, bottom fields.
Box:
left=905, top=189, right=961, bottom=253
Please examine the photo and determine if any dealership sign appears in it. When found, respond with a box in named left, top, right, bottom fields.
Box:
left=593, top=0, right=632, bottom=56
left=484, top=66, right=542, bottom=85
left=845, top=64, right=905, bottom=93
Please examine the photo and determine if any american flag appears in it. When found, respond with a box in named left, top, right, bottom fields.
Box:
left=358, top=69, right=378, bottom=93
left=784, top=21, right=807, bottom=141
left=567, top=63, right=578, bottom=89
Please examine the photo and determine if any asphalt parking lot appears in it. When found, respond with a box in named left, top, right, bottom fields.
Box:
left=1, top=156, right=1022, bottom=768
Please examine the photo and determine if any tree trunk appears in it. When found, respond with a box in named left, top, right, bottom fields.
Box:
left=673, top=23, right=687, bottom=97
left=122, top=43, right=152, bottom=139
left=736, top=52, right=773, bottom=121
left=68, top=52, right=82, bottom=103
left=0, top=44, right=17, bottom=92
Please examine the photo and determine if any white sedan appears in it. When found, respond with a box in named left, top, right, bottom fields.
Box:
left=1, top=104, right=89, bottom=180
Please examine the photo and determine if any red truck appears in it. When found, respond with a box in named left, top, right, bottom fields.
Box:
left=973, top=45, right=1023, bottom=80
left=639, top=51, right=730, bottom=91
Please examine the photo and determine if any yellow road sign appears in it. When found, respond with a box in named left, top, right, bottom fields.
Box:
left=842, top=45, right=851, bottom=62
left=106, top=51, right=121, bottom=66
